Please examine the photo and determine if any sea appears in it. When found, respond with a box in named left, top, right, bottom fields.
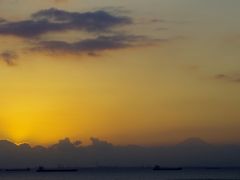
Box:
left=0, top=168, right=240, bottom=180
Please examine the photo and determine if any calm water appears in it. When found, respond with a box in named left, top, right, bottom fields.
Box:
left=0, top=168, right=240, bottom=180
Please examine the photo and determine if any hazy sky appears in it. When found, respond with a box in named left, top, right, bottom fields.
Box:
left=0, top=0, right=240, bottom=146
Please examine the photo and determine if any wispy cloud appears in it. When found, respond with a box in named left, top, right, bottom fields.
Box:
left=0, top=51, right=18, bottom=65
left=32, top=34, right=149, bottom=55
left=53, top=0, right=70, bottom=4
left=215, top=73, right=240, bottom=83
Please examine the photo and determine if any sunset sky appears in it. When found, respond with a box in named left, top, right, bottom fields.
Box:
left=0, top=0, right=240, bottom=146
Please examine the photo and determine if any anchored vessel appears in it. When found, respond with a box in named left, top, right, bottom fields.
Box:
left=36, top=166, right=78, bottom=172
left=5, top=168, right=31, bottom=172
left=153, top=165, right=182, bottom=171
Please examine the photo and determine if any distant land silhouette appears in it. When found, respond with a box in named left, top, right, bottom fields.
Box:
left=0, top=137, right=239, bottom=168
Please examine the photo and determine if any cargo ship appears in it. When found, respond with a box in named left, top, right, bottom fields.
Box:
left=153, top=165, right=182, bottom=171
left=36, top=166, right=78, bottom=172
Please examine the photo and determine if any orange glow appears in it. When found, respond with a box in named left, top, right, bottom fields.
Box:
left=1, top=0, right=240, bottom=146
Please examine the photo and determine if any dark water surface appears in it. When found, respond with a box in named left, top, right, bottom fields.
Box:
left=0, top=168, right=240, bottom=180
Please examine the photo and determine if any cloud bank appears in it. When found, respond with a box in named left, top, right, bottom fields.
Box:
left=0, top=137, right=239, bottom=168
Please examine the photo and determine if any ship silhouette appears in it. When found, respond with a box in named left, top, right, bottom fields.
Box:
left=153, top=165, right=182, bottom=171
left=36, top=166, right=78, bottom=172
left=5, top=168, right=31, bottom=172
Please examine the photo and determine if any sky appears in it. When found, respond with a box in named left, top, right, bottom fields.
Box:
left=0, top=0, right=240, bottom=146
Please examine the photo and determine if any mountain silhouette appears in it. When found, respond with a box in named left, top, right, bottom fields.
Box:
left=176, top=137, right=210, bottom=148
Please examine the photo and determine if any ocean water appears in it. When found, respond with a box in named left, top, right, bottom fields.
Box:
left=0, top=168, right=240, bottom=180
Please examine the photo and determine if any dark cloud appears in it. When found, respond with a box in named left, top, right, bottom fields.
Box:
left=0, top=8, right=132, bottom=38
left=0, top=137, right=240, bottom=168
left=215, top=73, right=240, bottom=83
left=0, top=20, right=56, bottom=38
left=0, top=8, right=164, bottom=63
left=32, top=34, right=146, bottom=54
left=0, top=51, right=18, bottom=65
left=32, top=8, right=132, bottom=31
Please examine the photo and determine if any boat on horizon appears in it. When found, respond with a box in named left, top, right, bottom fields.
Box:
left=5, top=168, right=31, bottom=172
left=36, top=166, right=78, bottom=172
left=153, top=165, right=182, bottom=171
